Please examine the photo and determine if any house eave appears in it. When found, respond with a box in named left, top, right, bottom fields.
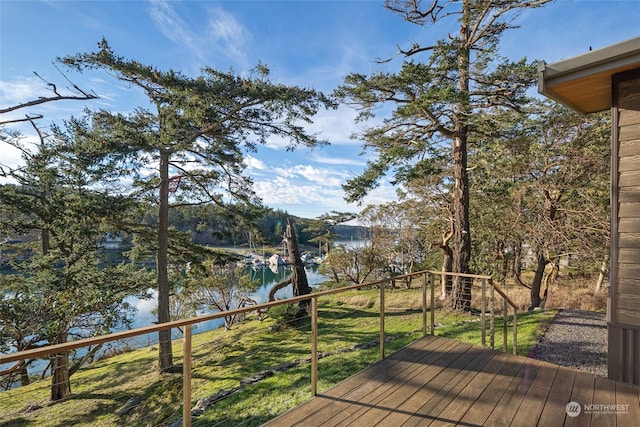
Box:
left=538, top=36, right=640, bottom=114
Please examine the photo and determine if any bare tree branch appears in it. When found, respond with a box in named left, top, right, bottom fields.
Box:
left=0, top=68, right=97, bottom=117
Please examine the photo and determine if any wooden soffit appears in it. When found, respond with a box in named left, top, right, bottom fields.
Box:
left=538, top=36, right=640, bottom=113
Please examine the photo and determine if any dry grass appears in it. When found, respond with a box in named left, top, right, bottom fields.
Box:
left=544, top=275, right=607, bottom=311
left=336, top=273, right=606, bottom=313
left=486, top=274, right=607, bottom=312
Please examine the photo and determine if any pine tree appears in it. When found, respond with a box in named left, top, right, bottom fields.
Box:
left=60, top=39, right=336, bottom=370
left=336, top=0, right=550, bottom=310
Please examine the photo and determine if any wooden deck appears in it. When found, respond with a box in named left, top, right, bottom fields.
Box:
left=263, top=335, right=640, bottom=426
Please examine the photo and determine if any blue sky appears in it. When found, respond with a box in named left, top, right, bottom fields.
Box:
left=1, top=0, right=639, bottom=219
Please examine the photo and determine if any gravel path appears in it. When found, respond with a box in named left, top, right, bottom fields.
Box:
left=530, top=309, right=608, bottom=377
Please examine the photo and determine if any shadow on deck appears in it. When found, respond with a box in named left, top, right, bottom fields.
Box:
left=263, top=335, right=640, bottom=426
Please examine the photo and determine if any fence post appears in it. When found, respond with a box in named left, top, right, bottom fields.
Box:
left=481, top=279, right=486, bottom=347
left=422, top=273, right=427, bottom=336
left=380, top=281, right=385, bottom=359
left=513, top=308, right=518, bottom=355
left=503, top=298, right=508, bottom=353
left=183, top=324, right=192, bottom=427
left=311, top=296, right=318, bottom=396
left=490, top=284, right=495, bottom=349
left=430, top=273, right=435, bottom=336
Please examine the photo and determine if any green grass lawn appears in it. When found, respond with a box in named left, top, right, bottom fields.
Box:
left=0, top=288, right=557, bottom=427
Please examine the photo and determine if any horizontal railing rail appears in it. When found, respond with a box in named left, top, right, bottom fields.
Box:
left=0, top=269, right=520, bottom=426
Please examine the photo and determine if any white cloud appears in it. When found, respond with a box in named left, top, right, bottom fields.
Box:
left=261, top=105, right=365, bottom=151
left=0, top=144, right=23, bottom=177
left=244, top=155, right=268, bottom=171
left=149, top=0, right=199, bottom=56
left=362, top=182, right=400, bottom=207
left=252, top=171, right=398, bottom=219
left=149, top=0, right=251, bottom=69
left=0, top=76, right=42, bottom=106
left=306, top=105, right=360, bottom=144
left=310, top=153, right=366, bottom=167
left=292, top=165, right=344, bottom=187
left=245, top=155, right=386, bottom=218
left=207, top=8, right=250, bottom=66
left=254, top=176, right=319, bottom=205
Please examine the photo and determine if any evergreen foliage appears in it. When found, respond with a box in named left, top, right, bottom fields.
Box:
left=59, top=38, right=336, bottom=370
left=0, top=118, right=151, bottom=400
left=336, top=0, right=552, bottom=310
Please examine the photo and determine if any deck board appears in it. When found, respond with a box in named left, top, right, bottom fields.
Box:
left=335, top=340, right=468, bottom=426
left=590, top=376, right=617, bottom=427
left=262, top=335, right=640, bottom=427
left=457, top=350, right=527, bottom=425
left=404, top=347, right=497, bottom=426
left=323, top=338, right=468, bottom=426
left=566, top=370, right=595, bottom=427
left=537, top=365, right=577, bottom=426
left=508, top=359, right=557, bottom=427
left=617, top=381, right=640, bottom=427
left=482, top=354, right=542, bottom=426
left=296, top=336, right=460, bottom=427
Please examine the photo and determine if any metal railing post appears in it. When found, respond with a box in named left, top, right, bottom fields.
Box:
left=490, top=284, right=495, bottom=349
left=183, top=324, right=192, bottom=427
left=430, top=273, right=435, bottom=336
left=311, top=297, right=318, bottom=396
left=481, top=279, right=486, bottom=347
left=422, top=273, right=427, bottom=336
left=503, top=298, right=508, bottom=353
left=380, top=281, right=385, bottom=359
left=513, top=308, right=518, bottom=355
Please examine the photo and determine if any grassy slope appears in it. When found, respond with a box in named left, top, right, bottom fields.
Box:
left=0, top=288, right=556, bottom=427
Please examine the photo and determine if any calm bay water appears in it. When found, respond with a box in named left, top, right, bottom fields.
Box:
left=0, top=265, right=327, bottom=379
left=118, top=264, right=327, bottom=348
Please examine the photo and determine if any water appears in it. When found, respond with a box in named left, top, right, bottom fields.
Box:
left=0, top=264, right=327, bottom=382
left=334, top=238, right=368, bottom=249
left=124, top=264, right=327, bottom=346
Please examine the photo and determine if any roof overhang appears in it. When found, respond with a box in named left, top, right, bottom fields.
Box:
left=538, top=36, right=640, bottom=114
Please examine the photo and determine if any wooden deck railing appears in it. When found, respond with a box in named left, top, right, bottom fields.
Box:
left=0, top=270, right=519, bottom=426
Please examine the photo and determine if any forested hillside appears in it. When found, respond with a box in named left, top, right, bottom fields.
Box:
left=161, top=204, right=364, bottom=247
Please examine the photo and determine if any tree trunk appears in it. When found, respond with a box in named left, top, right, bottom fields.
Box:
left=331, top=266, right=340, bottom=284
left=41, top=212, right=71, bottom=400
left=267, top=278, right=292, bottom=302
left=50, top=332, right=70, bottom=401
left=157, top=151, right=173, bottom=371
left=595, top=254, right=609, bottom=292
left=529, top=251, right=548, bottom=310
left=512, top=240, right=523, bottom=278
left=20, top=363, right=30, bottom=386
left=497, top=241, right=509, bottom=282
left=540, top=262, right=559, bottom=309
left=451, top=8, right=472, bottom=311
left=285, top=218, right=311, bottom=314
left=439, top=223, right=454, bottom=300
left=440, top=246, right=453, bottom=300
left=69, top=344, right=103, bottom=376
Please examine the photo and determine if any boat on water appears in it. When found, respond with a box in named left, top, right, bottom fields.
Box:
left=268, top=253, right=286, bottom=267
left=300, top=252, right=317, bottom=265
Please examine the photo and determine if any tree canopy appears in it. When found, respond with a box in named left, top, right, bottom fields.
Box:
left=336, top=0, right=551, bottom=309
left=59, top=38, right=337, bottom=370
left=0, top=117, right=150, bottom=400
